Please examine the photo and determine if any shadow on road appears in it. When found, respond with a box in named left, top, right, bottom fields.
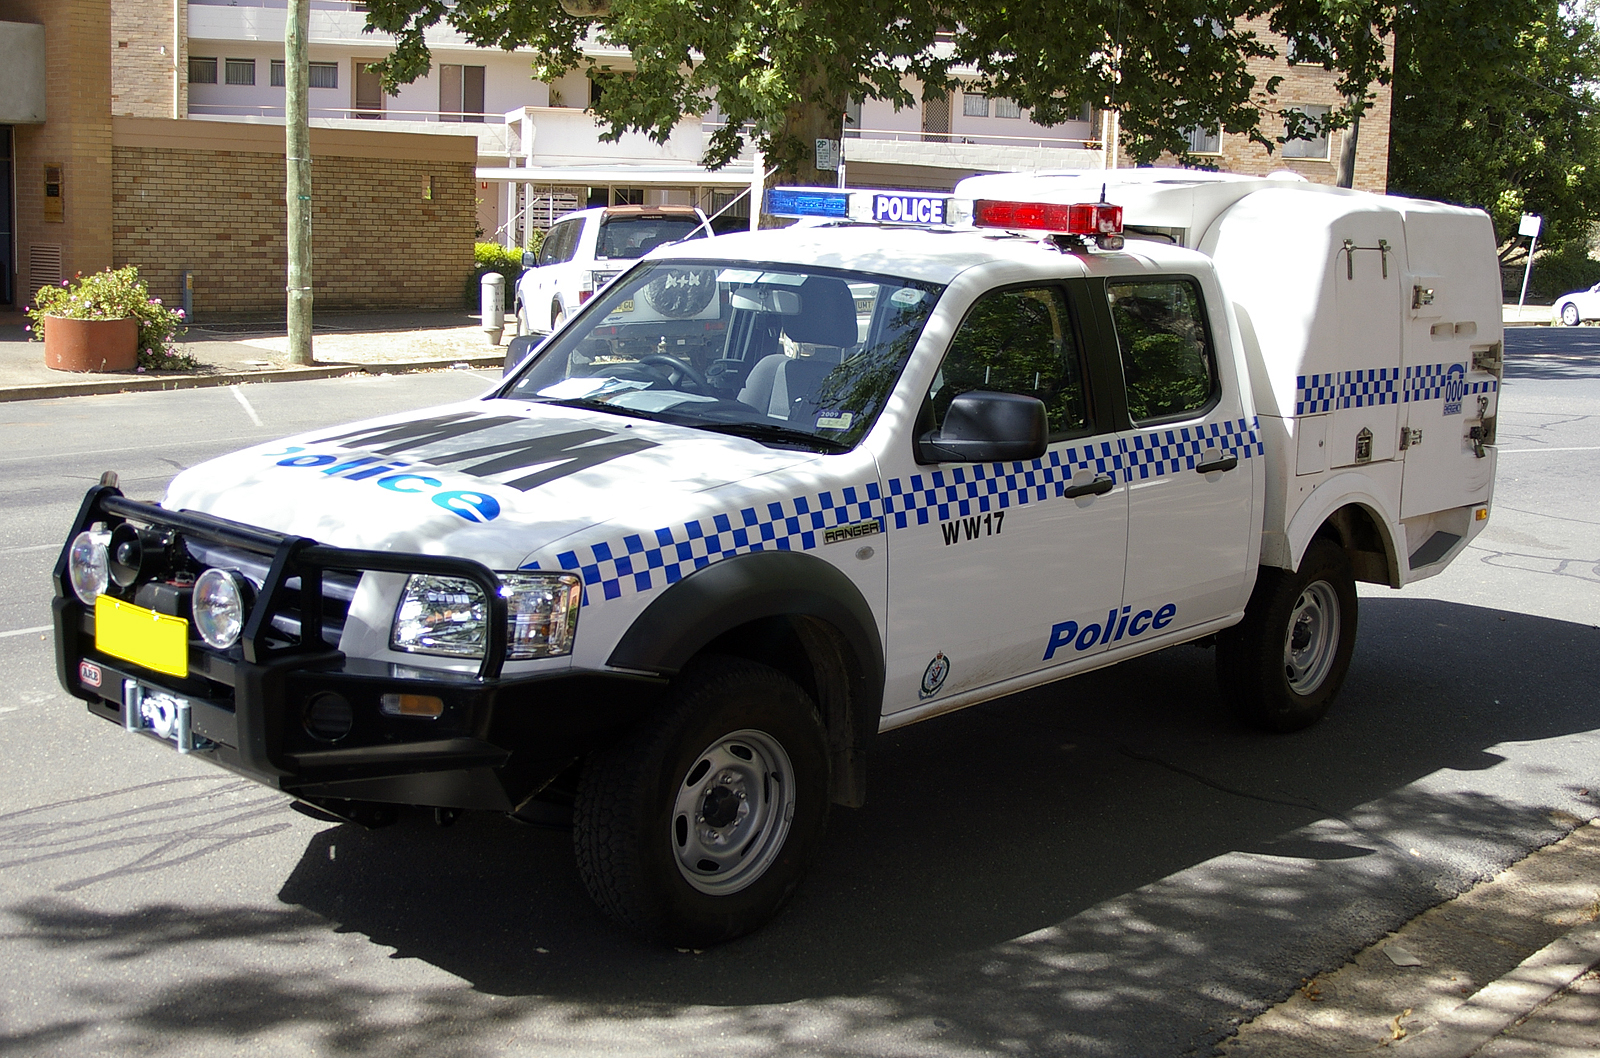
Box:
left=1503, top=326, right=1600, bottom=380
left=3, top=595, right=1597, bottom=1055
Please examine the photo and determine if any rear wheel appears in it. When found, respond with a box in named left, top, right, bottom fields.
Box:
left=551, top=303, right=567, bottom=331
left=1561, top=302, right=1581, bottom=326
left=573, top=656, right=830, bottom=946
left=1217, top=539, right=1358, bottom=732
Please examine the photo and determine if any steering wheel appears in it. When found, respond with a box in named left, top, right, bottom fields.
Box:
left=638, top=353, right=710, bottom=393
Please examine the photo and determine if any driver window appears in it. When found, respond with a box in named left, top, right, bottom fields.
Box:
left=927, top=285, right=1090, bottom=439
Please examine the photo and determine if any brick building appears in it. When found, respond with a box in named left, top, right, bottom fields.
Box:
left=1125, top=17, right=1392, bottom=190
left=0, top=0, right=474, bottom=316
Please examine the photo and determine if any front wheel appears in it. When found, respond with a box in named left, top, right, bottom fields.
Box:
left=1561, top=302, right=1582, bottom=326
left=1217, top=539, right=1358, bottom=732
left=573, top=657, right=830, bottom=946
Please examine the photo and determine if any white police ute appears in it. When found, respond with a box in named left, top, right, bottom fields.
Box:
left=53, top=170, right=1501, bottom=946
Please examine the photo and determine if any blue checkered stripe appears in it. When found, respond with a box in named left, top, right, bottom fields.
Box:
left=1295, top=372, right=1341, bottom=414
left=547, top=485, right=883, bottom=603
left=1295, top=369, right=1401, bottom=414
left=1124, top=417, right=1264, bottom=480
left=538, top=418, right=1263, bottom=607
left=1404, top=362, right=1499, bottom=402
left=880, top=440, right=1121, bottom=528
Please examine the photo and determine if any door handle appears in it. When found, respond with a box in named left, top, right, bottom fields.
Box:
left=1063, top=475, right=1116, bottom=498
left=1195, top=455, right=1239, bottom=474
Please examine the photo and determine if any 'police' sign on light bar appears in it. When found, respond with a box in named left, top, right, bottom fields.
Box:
left=869, top=192, right=947, bottom=225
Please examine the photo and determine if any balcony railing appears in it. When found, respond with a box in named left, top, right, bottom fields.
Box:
left=189, top=0, right=370, bottom=9
left=188, top=103, right=488, bottom=122
left=846, top=126, right=1100, bottom=150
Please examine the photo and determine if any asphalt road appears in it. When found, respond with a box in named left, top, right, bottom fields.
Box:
left=0, top=341, right=1596, bottom=1058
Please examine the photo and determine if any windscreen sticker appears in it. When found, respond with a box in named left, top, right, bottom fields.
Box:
left=814, top=410, right=854, bottom=430
left=890, top=288, right=926, bottom=306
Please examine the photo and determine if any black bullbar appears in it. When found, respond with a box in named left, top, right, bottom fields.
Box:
left=51, top=485, right=665, bottom=811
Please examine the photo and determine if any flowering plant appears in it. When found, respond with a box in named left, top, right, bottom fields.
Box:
left=24, top=267, right=199, bottom=371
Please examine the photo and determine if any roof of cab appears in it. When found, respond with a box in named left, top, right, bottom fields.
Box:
left=647, top=223, right=1101, bottom=285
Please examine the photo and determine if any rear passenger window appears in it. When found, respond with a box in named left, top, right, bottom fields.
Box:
left=928, top=285, right=1090, bottom=439
left=539, top=220, right=581, bottom=266
left=1106, top=278, right=1217, bottom=424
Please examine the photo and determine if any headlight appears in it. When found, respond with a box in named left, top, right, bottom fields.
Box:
left=390, top=572, right=582, bottom=660
left=193, top=568, right=253, bottom=650
left=68, top=530, right=112, bottom=605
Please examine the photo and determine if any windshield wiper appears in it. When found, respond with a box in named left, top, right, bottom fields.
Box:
left=529, top=397, right=670, bottom=423
left=696, top=421, right=852, bottom=453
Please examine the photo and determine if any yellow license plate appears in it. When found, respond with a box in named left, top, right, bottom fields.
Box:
left=96, top=596, right=189, bottom=678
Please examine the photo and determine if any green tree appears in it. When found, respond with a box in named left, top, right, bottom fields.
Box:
left=1389, top=0, right=1600, bottom=262
left=362, top=0, right=1394, bottom=184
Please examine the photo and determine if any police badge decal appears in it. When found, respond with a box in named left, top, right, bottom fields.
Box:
left=920, top=652, right=950, bottom=699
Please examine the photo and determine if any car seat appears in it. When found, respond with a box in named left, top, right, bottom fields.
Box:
left=737, top=277, right=857, bottom=422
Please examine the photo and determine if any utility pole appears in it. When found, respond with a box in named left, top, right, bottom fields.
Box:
left=285, top=0, right=313, bottom=365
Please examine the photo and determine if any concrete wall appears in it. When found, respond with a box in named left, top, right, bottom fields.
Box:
left=4, top=0, right=116, bottom=305
left=111, top=117, right=477, bottom=317
left=111, top=0, right=185, bottom=118
left=0, top=21, right=47, bottom=123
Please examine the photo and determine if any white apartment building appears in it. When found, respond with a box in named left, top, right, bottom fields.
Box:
left=176, top=0, right=1106, bottom=246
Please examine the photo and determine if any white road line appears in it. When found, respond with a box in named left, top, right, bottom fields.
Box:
left=0, top=625, right=51, bottom=639
left=0, top=544, right=58, bottom=555
left=231, top=385, right=265, bottom=427
left=1499, top=446, right=1600, bottom=453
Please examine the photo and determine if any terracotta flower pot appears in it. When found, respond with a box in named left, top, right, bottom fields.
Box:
left=43, top=316, right=139, bottom=373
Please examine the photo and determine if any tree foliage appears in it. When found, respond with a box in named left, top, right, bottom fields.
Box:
left=1389, top=0, right=1600, bottom=261
left=361, top=0, right=1395, bottom=183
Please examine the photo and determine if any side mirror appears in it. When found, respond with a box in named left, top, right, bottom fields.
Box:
left=503, top=333, right=543, bottom=377
left=916, top=391, right=1048, bottom=464
left=521, top=251, right=538, bottom=268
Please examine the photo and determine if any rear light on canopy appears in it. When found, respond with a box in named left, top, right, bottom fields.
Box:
left=972, top=199, right=1124, bottom=236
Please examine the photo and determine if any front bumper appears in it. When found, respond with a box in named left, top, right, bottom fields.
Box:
left=52, top=488, right=665, bottom=811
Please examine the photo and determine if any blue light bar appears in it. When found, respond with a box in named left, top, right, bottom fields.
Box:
left=765, top=187, right=851, bottom=219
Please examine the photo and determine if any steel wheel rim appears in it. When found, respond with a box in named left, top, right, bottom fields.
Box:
left=1283, top=580, right=1340, bottom=694
left=671, top=728, right=795, bottom=895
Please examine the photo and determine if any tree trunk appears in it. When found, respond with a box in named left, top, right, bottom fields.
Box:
left=1336, top=109, right=1361, bottom=189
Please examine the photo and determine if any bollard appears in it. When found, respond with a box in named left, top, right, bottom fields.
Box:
left=480, top=272, right=506, bottom=346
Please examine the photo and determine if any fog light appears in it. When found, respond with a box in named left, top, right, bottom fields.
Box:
left=193, top=568, right=252, bottom=650
left=304, top=692, right=353, bottom=742
left=68, top=530, right=111, bottom=605
left=380, top=693, right=444, bottom=718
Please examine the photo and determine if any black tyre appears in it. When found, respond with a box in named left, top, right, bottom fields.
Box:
left=551, top=303, right=566, bottom=331
left=1217, top=538, right=1358, bottom=732
left=573, top=656, right=830, bottom=946
left=1561, top=302, right=1581, bottom=326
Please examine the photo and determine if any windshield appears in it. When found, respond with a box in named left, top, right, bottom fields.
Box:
left=500, top=260, right=943, bottom=451
left=597, top=216, right=706, bottom=260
